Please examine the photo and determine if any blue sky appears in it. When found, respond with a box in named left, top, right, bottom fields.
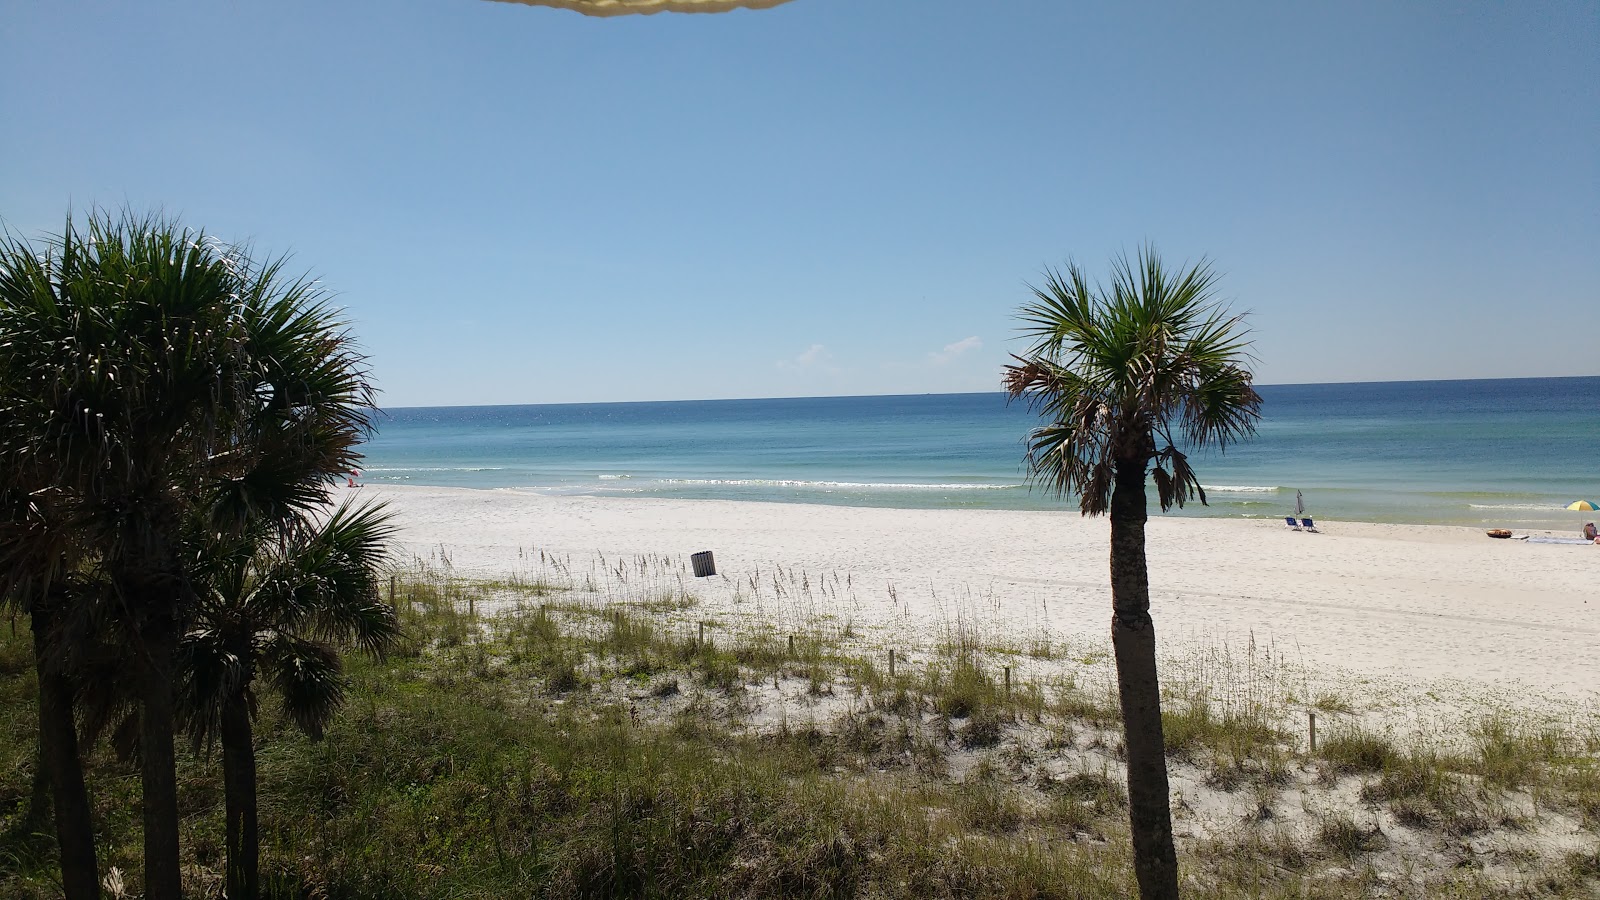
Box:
left=4, top=0, right=1596, bottom=406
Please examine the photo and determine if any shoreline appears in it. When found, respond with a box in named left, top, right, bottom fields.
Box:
left=352, top=483, right=1600, bottom=702
left=355, top=475, right=1592, bottom=532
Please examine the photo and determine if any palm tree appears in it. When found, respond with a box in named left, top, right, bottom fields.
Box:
left=173, top=229, right=383, bottom=900
left=0, top=210, right=375, bottom=899
left=178, top=502, right=397, bottom=900
left=1003, top=248, right=1260, bottom=899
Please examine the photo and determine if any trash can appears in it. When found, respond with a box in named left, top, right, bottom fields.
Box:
left=690, top=550, right=716, bottom=578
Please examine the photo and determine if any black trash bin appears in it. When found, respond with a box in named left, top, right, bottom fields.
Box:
left=690, top=550, right=716, bottom=577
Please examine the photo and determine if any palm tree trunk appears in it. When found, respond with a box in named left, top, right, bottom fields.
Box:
left=25, top=742, right=49, bottom=831
left=139, top=612, right=184, bottom=900
left=1108, top=461, right=1179, bottom=899
left=220, top=696, right=259, bottom=900
left=30, top=609, right=102, bottom=900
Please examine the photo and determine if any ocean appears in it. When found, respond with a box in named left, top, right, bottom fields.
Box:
left=359, top=377, right=1600, bottom=529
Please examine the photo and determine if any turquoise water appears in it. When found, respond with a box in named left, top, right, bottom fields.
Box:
left=360, top=377, right=1600, bottom=528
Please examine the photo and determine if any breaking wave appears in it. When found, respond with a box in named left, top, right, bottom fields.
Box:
left=655, top=478, right=1021, bottom=491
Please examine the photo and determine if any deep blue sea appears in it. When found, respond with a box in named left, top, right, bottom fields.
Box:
left=360, top=377, right=1600, bottom=528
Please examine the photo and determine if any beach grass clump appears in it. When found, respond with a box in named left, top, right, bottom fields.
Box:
left=1561, top=759, right=1600, bottom=825
left=476, top=575, right=565, bottom=598
left=500, top=602, right=562, bottom=646
left=1035, top=768, right=1127, bottom=837
left=1355, top=750, right=1491, bottom=836
left=1315, top=813, right=1386, bottom=857
left=1193, top=827, right=1310, bottom=882
left=872, top=683, right=923, bottom=719
left=929, top=655, right=1000, bottom=719
left=395, top=578, right=478, bottom=651
left=1471, top=715, right=1565, bottom=791
left=834, top=710, right=888, bottom=759
left=1050, top=770, right=1126, bottom=807
left=957, top=709, right=1008, bottom=749
left=543, top=657, right=585, bottom=693
left=731, top=633, right=786, bottom=676
left=1312, top=692, right=1357, bottom=714
left=1162, top=698, right=1216, bottom=756
left=1050, top=675, right=1121, bottom=727
left=1565, top=849, right=1600, bottom=882
left=1318, top=725, right=1397, bottom=775
left=950, top=762, right=1027, bottom=833
left=636, top=587, right=699, bottom=613
left=604, top=608, right=659, bottom=664
left=659, top=632, right=743, bottom=692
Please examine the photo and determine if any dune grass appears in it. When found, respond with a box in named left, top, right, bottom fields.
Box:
left=1, top=563, right=1598, bottom=898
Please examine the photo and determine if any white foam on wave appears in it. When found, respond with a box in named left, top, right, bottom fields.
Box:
left=1200, top=485, right=1281, bottom=494
left=655, top=478, right=1021, bottom=491
left=364, top=466, right=507, bottom=473
left=1468, top=503, right=1564, bottom=511
left=597, top=474, right=633, bottom=480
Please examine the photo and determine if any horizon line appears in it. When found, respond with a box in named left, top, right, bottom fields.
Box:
left=375, top=373, right=1598, bottom=412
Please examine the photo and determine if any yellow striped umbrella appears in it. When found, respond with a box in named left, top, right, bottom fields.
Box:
left=1566, top=500, right=1600, bottom=512
left=486, top=0, right=795, bottom=15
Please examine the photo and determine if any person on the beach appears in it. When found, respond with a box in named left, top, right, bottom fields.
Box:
left=347, top=469, right=361, bottom=488
left=1585, top=522, right=1597, bottom=541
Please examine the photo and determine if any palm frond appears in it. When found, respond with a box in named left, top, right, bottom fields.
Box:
left=173, top=627, right=252, bottom=751
left=261, top=633, right=344, bottom=740
left=1, top=208, right=384, bottom=758
left=1005, top=246, right=1261, bottom=514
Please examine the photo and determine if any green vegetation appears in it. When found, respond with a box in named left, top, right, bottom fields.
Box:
left=0, top=211, right=387, bottom=899
left=4, top=568, right=1598, bottom=898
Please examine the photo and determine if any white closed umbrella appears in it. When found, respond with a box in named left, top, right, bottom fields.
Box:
left=486, top=0, right=795, bottom=15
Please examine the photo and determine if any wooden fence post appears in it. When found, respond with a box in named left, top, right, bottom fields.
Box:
left=1309, top=711, right=1318, bottom=753
left=888, top=648, right=896, bottom=677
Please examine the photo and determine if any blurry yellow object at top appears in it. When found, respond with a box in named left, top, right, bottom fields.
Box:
left=486, top=0, right=795, bottom=16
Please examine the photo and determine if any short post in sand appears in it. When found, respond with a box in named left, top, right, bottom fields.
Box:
left=389, top=574, right=396, bottom=604
left=698, top=621, right=706, bottom=646
left=1004, top=665, right=1012, bottom=698
left=1309, top=711, right=1318, bottom=753
left=888, top=648, right=896, bottom=677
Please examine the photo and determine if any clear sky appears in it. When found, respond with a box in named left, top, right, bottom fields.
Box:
left=4, top=0, right=1596, bottom=406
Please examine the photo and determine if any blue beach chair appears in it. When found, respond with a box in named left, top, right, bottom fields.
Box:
left=1284, top=517, right=1301, bottom=531
left=1301, top=518, right=1319, bottom=533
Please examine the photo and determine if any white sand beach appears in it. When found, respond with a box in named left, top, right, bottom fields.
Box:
left=354, top=483, right=1600, bottom=701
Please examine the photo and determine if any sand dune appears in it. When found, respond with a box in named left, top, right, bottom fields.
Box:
left=355, top=483, right=1600, bottom=699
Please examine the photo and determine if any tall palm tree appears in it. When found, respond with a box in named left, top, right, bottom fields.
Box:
left=0, top=210, right=375, bottom=899
left=178, top=502, right=397, bottom=900
left=1003, top=248, right=1260, bottom=899
left=0, top=212, right=256, bottom=899
left=0, top=230, right=120, bottom=900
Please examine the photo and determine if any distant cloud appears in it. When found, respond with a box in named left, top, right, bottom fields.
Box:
left=929, top=335, right=982, bottom=365
left=777, top=343, right=836, bottom=373
left=796, top=343, right=829, bottom=366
